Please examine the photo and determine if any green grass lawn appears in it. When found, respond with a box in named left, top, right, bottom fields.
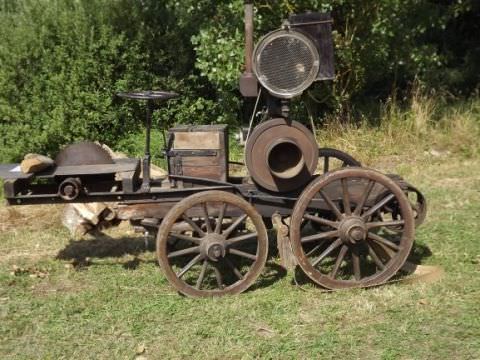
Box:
left=0, top=154, right=479, bottom=359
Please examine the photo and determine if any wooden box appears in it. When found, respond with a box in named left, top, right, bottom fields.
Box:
left=167, top=125, right=229, bottom=182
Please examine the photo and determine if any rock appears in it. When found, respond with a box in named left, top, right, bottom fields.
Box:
left=20, top=154, right=54, bottom=174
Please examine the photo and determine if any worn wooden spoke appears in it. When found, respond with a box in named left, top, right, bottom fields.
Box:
left=224, top=258, right=244, bottom=280
left=215, top=203, right=227, bottom=234
left=225, top=232, right=258, bottom=247
left=367, top=220, right=405, bottom=229
left=330, top=245, right=348, bottom=279
left=319, top=190, right=343, bottom=220
left=367, top=243, right=386, bottom=270
left=169, top=232, right=202, bottom=245
left=368, top=232, right=401, bottom=251
left=301, top=230, right=339, bottom=244
left=223, top=214, right=248, bottom=238
left=341, top=178, right=352, bottom=216
left=201, top=203, right=213, bottom=233
left=167, top=246, right=200, bottom=259
left=181, top=214, right=206, bottom=237
left=369, top=239, right=395, bottom=261
left=311, top=238, right=342, bottom=267
left=352, top=249, right=361, bottom=281
left=213, top=265, right=224, bottom=289
left=305, top=241, right=327, bottom=257
left=354, top=180, right=375, bottom=216
left=195, top=260, right=208, bottom=290
left=176, top=254, right=203, bottom=279
left=303, top=213, right=339, bottom=229
left=229, top=248, right=257, bottom=261
left=362, top=193, right=396, bottom=220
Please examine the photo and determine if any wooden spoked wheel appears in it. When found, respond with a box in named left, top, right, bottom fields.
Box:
left=290, top=168, right=415, bottom=289
left=157, top=191, right=268, bottom=298
left=318, top=148, right=361, bottom=174
left=374, top=184, right=427, bottom=229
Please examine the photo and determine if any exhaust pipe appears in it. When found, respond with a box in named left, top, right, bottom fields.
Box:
left=239, top=1, right=258, bottom=97
left=267, top=139, right=305, bottom=179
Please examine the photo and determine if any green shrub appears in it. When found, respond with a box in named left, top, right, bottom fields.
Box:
left=0, top=0, right=477, bottom=163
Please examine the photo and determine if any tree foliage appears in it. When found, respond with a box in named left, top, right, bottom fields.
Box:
left=0, top=0, right=478, bottom=161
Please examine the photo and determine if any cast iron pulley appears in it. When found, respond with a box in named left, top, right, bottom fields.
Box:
left=245, top=118, right=319, bottom=193
left=58, top=177, right=82, bottom=201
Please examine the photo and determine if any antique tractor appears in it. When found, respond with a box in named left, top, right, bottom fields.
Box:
left=0, top=2, right=426, bottom=297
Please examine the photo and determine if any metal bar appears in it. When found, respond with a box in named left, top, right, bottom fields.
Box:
left=288, top=20, right=334, bottom=27
left=141, top=100, right=154, bottom=192
left=244, top=2, right=254, bottom=74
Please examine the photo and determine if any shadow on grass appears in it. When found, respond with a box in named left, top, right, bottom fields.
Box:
left=56, top=233, right=288, bottom=290
left=56, top=232, right=155, bottom=269
left=291, top=242, right=433, bottom=287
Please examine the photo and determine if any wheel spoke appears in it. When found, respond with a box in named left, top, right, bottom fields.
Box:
left=176, top=254, right=203, bottom=279
left=182, top=215, right=206, bottom=237
left=367, top=243, right=386, bottom=270
left=215, top=203, right=227, bottom=234
left=362, top=193, right=396, bottom=220
left=213, top=265, right=224, bottom=289
left=224, top=258, right=244, bottom=280
left=201, top=203, right=213, bottom=233
left=319, top=191, right=343, bottom=220
left=168, top=246, right=200, bottom=259
left=311, top=238, right=342, bottom=267
left=367, top=220, right=405, bottom=229
left=341, top=178, right=352, bottom=216
left=301, top=230, right=339, bottom=244
left=229, top=248, right=257, bottom=261
left=354, top=180, right=375, bottom=216
left=369, top=240, right=394, bottom=261
left=368, top=232, right=401, bottom=251
left=169, top=232, right=202, bottom=245
left=352, top=248, right=361, bottom=281
left=195, top=260, right=208, bottom=290
left=225, top=232, right=258, bottom=247
left=303, top=213, right=339, bottom=229
left=324, top=156, right=330, bottom=173
left=223, top=214, right=248, bottom=238
left=306, top=241, right=328, bottom=257
left=330, top=245, right=348, bottom=279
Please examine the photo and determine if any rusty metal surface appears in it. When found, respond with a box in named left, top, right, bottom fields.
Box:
left=318, top=148, right=361, bottom=174
left=55, top=142, right=114, bottom=166
left=289, top=167, right=415, bottom=289
left=156, top=190, right=268, bottom=297
left=245, top=118, right=319, bottom=192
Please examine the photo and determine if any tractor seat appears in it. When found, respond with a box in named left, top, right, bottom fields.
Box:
left=117, top=90, right=179, bottom=102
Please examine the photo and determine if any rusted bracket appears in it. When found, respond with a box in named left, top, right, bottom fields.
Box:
left=272, top=212, right=296, bottom=271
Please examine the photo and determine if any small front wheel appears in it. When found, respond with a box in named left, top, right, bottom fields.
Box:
left=156, top=191, right=268, bottom=297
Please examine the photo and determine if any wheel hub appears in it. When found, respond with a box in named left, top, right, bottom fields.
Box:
left=339, top=217, right=367, bottom=244
left=201, top=234, right=226, bottom=262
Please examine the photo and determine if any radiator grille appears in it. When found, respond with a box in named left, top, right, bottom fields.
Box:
left=254, top=30, right=319, bottom=98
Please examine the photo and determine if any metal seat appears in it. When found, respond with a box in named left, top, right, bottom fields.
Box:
left=117, top=90, right=179, bottom=102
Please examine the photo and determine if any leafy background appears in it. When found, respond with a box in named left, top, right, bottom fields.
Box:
left=0, top=0, right=478, bottom=161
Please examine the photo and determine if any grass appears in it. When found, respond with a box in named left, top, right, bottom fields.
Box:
left=0, top=98, right=479, bottom=359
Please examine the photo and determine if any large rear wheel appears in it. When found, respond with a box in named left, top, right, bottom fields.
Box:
left=290, top=168, right=415, bottom=289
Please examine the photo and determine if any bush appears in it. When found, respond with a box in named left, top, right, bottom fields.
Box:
left=0, top=0, right=477, bottom=162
